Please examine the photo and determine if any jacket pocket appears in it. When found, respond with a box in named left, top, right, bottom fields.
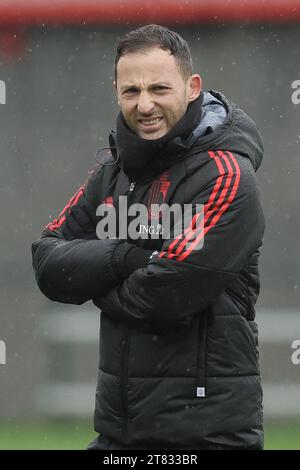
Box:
left=206, top=314, right=260, bottom=377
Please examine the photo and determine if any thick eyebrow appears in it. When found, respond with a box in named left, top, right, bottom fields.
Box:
left=148, top=83, right=172, bottom=89
left=120, top=82, right=172, bottom=92
left=120, top=85, right=139, bottom=92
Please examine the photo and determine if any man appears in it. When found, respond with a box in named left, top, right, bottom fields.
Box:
left=32, top=25, right=265, bottom=450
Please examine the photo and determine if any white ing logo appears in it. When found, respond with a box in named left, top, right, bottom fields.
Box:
left=0, top=340, right=6, bottom=365
left=291, top=340, right=300, bottom=365
left=291, top=80, right=300, bottom=105
left=0, top=80, right=6, bottom=104
left=96, top=198, right=205, bottom=251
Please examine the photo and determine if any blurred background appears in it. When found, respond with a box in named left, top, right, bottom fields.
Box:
left=0, top=0, right=300, bottom=450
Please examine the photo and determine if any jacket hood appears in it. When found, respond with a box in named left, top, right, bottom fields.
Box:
left=188, top=90, right=264, bottom=172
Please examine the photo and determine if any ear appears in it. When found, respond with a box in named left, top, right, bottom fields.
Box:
left=113, top=80, right=120, bottom=106
left=187, top=74, right=202, bottom=102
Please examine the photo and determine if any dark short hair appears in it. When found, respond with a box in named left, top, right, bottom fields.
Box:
left=114, top=24, right=193, bottom=82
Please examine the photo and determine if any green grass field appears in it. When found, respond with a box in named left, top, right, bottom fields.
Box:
left=0, top=420, right=299, bottom=450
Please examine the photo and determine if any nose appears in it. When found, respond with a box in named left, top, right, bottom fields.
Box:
left=137, top=91, right=155, bottom=115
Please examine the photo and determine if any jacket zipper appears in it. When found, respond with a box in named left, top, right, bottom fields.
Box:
left=119, top=182, right=136, bottom=442
left=129, top=181, right=136, bottom=192
left=119, top=177, right=149, bottom=440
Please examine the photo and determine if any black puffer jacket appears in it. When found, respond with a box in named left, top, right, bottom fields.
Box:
left=32, top=90, right=265, bottom=450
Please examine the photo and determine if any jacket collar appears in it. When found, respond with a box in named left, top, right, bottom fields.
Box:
left=109, top=93, right=203, bottom=180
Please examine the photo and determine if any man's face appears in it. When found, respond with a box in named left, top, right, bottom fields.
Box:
left=114, top=47, right=201, bottom=140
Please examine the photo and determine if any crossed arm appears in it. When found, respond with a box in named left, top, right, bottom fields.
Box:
left=31, top=165, right=152, bottom=305
left=32, top=154, right=264, bottom=331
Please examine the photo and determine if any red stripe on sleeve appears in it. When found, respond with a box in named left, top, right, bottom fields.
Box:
left=159, top=151, right=226, bottom=259
left=46, top=186, right=84, bottom=231
left=176, top=151, right=240, bottom=262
